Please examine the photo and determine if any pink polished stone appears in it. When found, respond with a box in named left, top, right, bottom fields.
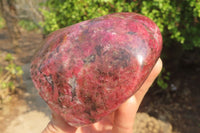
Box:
left=30, top=12, right=162, bottom=127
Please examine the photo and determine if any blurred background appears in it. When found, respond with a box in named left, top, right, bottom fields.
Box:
left=0, top=0, right=199, bottom=133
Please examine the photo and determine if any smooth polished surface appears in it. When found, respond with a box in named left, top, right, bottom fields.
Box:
left=31, top=12, right=162, bottom=127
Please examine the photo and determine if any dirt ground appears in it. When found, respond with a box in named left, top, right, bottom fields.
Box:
left=0, top=28, right=199, bottom=133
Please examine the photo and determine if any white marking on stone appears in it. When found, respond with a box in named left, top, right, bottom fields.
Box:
left=68, top=76, right=77, bottom=99
left=137, top=54, right=144, bottom=65
left=111, top=32, right=117, bottom=35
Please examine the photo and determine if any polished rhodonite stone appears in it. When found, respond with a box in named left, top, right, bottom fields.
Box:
left=30, top=12, right=162, bottom=127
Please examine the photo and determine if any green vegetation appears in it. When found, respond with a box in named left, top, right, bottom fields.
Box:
left=40, top=0, right=137, bottom=34
left=0, top=16, right=5, bottom=29
left=0, top=53, right=23, bottom=102
left=156, top=69, right=170, bottom=89
left=18, top=20, right=38, bottom=31
left=140, top=0, right=200, bottom=49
